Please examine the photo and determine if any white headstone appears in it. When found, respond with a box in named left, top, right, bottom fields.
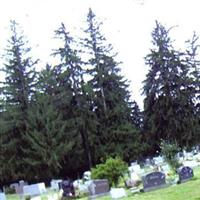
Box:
left=23, top=183, right=46, bottom=196
left=110, top=188, right=126, bottom=199
left=0, top=193, right=6, bottom=200
left=129, top=164, right=141, bottom=174
left=83, top=171, right=91, bottom=181
left=50, top=179, right=62, bottom=190
left=153, top=156, right=164, bottom=165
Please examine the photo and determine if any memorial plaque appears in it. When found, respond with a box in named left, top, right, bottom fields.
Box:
left=177, top=166, right=194, bottom=183
left=142, top=172, right=166, bottom=192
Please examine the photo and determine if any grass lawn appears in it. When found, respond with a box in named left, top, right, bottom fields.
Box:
left=6, top=167, right=200, bottom=200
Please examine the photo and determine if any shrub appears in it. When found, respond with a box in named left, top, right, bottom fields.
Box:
left=160, top=140, right=181, bottom=172
left=91, top=157, right=128, bottom=187
left=4, top=186, right=15, bottom=194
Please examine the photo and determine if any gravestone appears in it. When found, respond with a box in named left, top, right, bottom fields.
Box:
left=88, top=179, right=109, bottom=199
left=142, top=172, right=166, bottom=192
left=50, top=179, right=62, bottom=190
left=177, top=166, right=194, bottom=183
left=23, top=183, right=46, bottom=197
left=16, top=180, right=28, bottom=195
left=60, top=180, right=75, bottom=197
left=0, top=192, right=6, bottom=200
left=110, top=188, right=126, bottom=199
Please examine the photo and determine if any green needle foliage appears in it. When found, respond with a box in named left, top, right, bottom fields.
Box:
left=82, top=8, right=141, bottom=163
left=0, top=20, right=38, bottom=182
left=143, top=21, right=199, bottom=154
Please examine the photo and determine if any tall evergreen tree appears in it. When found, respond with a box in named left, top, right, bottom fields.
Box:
left=52, top=23, right=97, bottom=170
left=23, top=93, right=74, bottom=181
left=82, top=9, right=141, bottom=162
left=0, top=20, right=38, bottom=182
left=143, top=21, right=198, bottom=154
left=185, top=33, right=200, bottom=143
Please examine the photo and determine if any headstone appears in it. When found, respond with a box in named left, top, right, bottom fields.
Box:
left=50, top=179, right=62, bottom=190
left=88, top=179, right=109, bottom=199
left=15, top=180, right=28, bottom=195
left=83, top=171, right=91, bottom=181
left=110, top=188, right=126, bottom=199
left=177, top=166, right=194, bottom=183
left=9, top=183, right=18, bottom=190
left=153, top=156, right=164, bottom=165
left=161, top=164, right=170, bottom=175
left=23, top=183, right=46, bottom=196
left=183, top=160, right=199, bottom=168
left=60, top=180, right=75, bottom=197
left=0, top=192, right=6, bottom=200
left=142, top=172, right=166, bottom=192
left=129, top=163, right=141, bottom=174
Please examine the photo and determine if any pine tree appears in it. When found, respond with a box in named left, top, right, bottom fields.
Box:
left=0, top=20, right=38, bottom=182
left=82, top=9, right=141, bottom=162
left=185, top=33, right=200, bottom=144
left=23, top=93, right=74, bottom=181
left=143, top=21, right=198, bottom=154
left=131, top=101, right=143, bottom=129
left=52, top=23, right=97, bottom=169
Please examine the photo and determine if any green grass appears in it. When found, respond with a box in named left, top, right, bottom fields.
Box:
left=6, top=167, right=200, bottom=200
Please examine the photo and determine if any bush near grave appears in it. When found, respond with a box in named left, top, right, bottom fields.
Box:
left=91, top=157, right=128, bottom=187
left=160, top=140, right=181, bottom=173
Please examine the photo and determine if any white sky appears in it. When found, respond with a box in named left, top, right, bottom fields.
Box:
left=0, top=0, right=200, bottom=109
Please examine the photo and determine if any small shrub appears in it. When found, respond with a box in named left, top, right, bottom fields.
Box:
left=4, top=186, right=15, bottom=194
left=91, top=157, right=128, bottom=187
left=160, top=140, right=181, bottom=172
left=25, top=196, right=31, bottom=200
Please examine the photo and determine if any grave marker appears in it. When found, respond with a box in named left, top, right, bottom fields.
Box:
left=0, top=192, right=6, bottom=200
left=88, top=179, right=109, bottom=199
left=142, top=172, right=166, bottom=192
left=23, top=183, right=46, bottom=197
left=177, top=166, right=194, bottom=183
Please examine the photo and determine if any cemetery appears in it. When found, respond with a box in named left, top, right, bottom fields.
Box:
left=2, top=149, right=200, bottom=200
left=0, top=4, right=199, bottom=200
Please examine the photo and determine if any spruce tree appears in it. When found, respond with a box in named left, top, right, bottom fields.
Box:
left=52, top=23, right=97, bottom=169
left=143, top=21, right=198, bottom=154
left=82, top=9, right=141, bottom=162
left=23, top=93, right=74, bottom=181
left=185, top=33, right=200, bottom=143
left=0, top=20, right=38, bottom=182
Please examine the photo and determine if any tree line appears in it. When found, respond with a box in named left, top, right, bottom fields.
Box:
left=0, top=9, right=199, bottom=184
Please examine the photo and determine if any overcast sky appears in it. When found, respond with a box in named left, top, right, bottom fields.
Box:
left=0, top=0, right=200, bottom=109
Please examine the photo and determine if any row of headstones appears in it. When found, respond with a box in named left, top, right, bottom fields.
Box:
left=0, top=181, right=46, bottom=200
left=142, top=166, right=194, bottom=192
left=0, top=166, right=194, bottom=200
left=87, top=166, right=194, bottom=199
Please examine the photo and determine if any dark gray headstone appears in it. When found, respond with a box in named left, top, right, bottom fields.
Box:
left=88, top=179, right=109, bottom=199
left=142, top=172, right=166, bottom=192
left=60, top=180, right=75, bottom=197
left=177, top=166, right=194, bottom=183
